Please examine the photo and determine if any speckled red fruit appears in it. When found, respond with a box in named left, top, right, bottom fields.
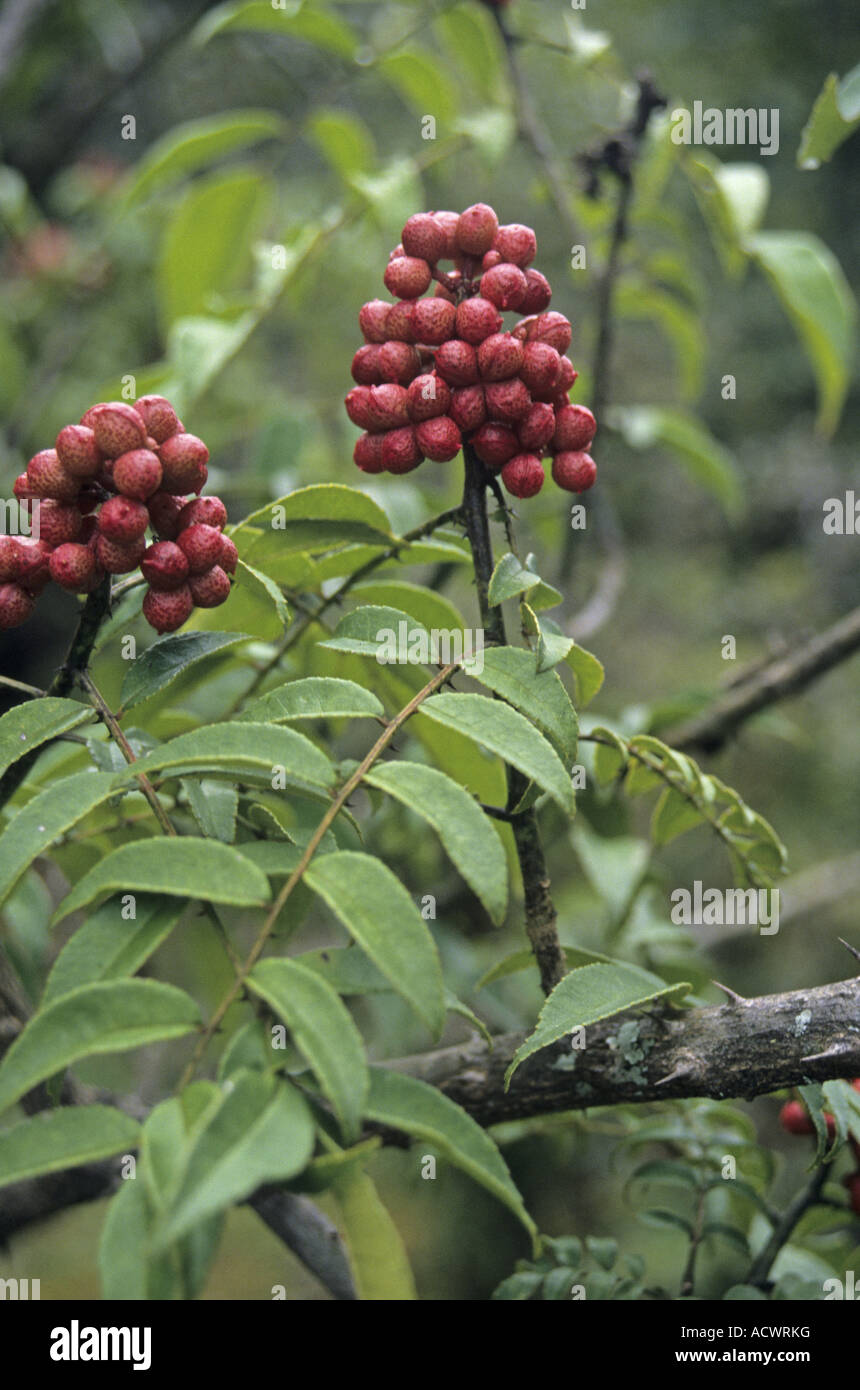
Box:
left=493, top=223, right=536, bottom=268
left=134, top=395, right=181, bottom=444
left=384, top=256, right=432, bottom=299
left=501, top=454, right=545, bottom=498
left=484, top=377, right=532, bottom=422
left=525, top=311, right=572, bottom=353
left=345, top=387, right=374, bottom=430
left=409, top=297, right=456, bottom=345
left=143, top=584, right=194, bottom=633
left=141, top=541, right=190, bottom=591
left=0, top=537, right=22, bottom=582
left=407, top=373, right=452, bottom=422
left=88, top=402, right=147, bottom=458
left=27, top=449, right=79, bottom=501
left=480, top=263, right=527, bottom=311
left=431, top=211, right=460, bottom=259
left=378, top=340, right=421, bottom=385
left=415, top=416, right=461, bottom=462
left=477, top=332, right=524, bottom=381
left=481, top=249, right=503, bottom=272
left=552, top=451, right=596, bottom=493
left=219, top=534, right=238, bottom=573
left=0, top=583, right=35, bottom=628
left=455, top=297, right=503, bottom=345
left=401, top=213, right=447, bottom=264
left=351, top=345, right=382, bottom=385
left=449, top=385, right=487, bottom=433
left=554, top=355, right=578, bottom=395
left=434, top=339, right=479, bottom=387
left=553, top=404, right=596, bottom=452
left=98, top=495, right=149, bottom=543
left=48, top=542, right=101, bottom=593
left=148, top=491, right=185, bottom=540
left=518, top=402, right=556, bottom=453
left=159, top=434, right=210, bottom=495
left=177, top=523, right=223, bottom=575
left=113, top=448, right=162, bottom=501
left=176, top=496, right=227, bottom=532
left=381, top=427, right=423, bottom=473
left=456, top=203, right=499, bottom=256
left=354, top=433, right=386, bottom=473
left=95, top=533, right=146, bottom=574
left=189, top=565, right=231, bottom=608
left=366, top=383, right=411, bottom=432
left=518, top=269, right=552, bottom=314
left=471, top=422, right=519, bottom=469
left=359, top=300, right=392, bottom=343
left=386, top=300, right=416, bottom=342
left=13, top=473, right=37, bottom=501
left=32, top=501, right=82, bottom=547
left=14, top=538, right=52, bottom=591
left=520, top=341, right=561, bottom=398
left=56, top=424, right=102, bottom=478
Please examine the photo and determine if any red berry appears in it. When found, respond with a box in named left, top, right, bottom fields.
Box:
left=32, top=500, right=82, bottom=547
left=345, top=387, right=376, bottom=430
left=88, top=402, right=147, bottom=458
left=480, top=263, right=527, bottom=311
left=455, top=297, right=503, bottom=345
left=14, top=538, right=52, bottom=591
left=493, top=223, right=536, bottom=268
left=415, top=416, right=461, bottom=462
left=142, top=584, right=194, bottom=634
left=27, top=449, right=79, bottom=501
left=0, top=583, right=35, bottom=629
left=366, top=383, right=411, bottom=432
left=148, top=491, right=186, bottom=541
left=134, top=395, right=181, bottom=444
left=384, top=256, right=432, bottom=299
left=219, top=534, right=238, bottom=574
left=176, top=496, right=228, bottom=532
left=553, top=404, right=596, bottom=452
left=554, top=355, right=579, bottom=398
left=188, top=565, right=231, bottom=608
left=98, top=495, right=149, bottom=544
left=141, top=541, right=190, bottom=591
left=778, top=1100, right=813, bottom=1136
left=381, top=427, right=423, bottom=473
left=431, top=210, right=460, bottom=259
left=401, top=213, right=447, bottom=264
left=501, top=454, right=545, bottom=499
left=0, top=536, right=22, bottom=582
left=13, top=473, right=37, bottom=501
left=385, top=300, right=416, bottom=343
left=158, top=433, right=209, bottom=496
left=477, top=332, right=524, bottom=381
left=378, top=340, right=421, bottom=385
left=471, top=422, right=519, bottom=469
left=409, top=297, right=456, bottom=345
left=481, top=249, right=503, bottom=271
left=552, top=451, right=596, bottom=493
left=434, top=339, right=479, bottom=387
left=351, top=344, right=382, bottom=385
left=449, top=385, right=487, bottom=433
left=525, top=311, right=572, bottom=353
left=94, top=533, right=146, bottom=574
left=354, top=433, right=386, bottom=473
left=48, top=542, right=101, bottom=593
left=520, top=341, right=562, bottom=398
left=456, top=203, right=499, bottom=256
left=518, top=269, right=552, bottom=314
left=113, top=448, right=163, bottom=501
left=56, top=424, right=102, bottom=478
left=484, top=377, right=532, bottom=422
left=177, top=523, right=223, bottom=575
left=406, top=373, right=452, bottom=422
left=518, top=402, right=556, bottom=453
left=359, top=300, right=392, bottom=343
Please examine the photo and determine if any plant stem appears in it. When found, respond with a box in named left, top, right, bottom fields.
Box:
left=461, top=444, right=565, bottom=994
left=679, top=1186, right=706, bottom=1297
left=746, top=1162, right=831, bottom=1289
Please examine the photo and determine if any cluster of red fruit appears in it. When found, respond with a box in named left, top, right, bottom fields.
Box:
left=779, top=1081, right=860, bottom=1216
left=0, top=397, right=237, bottom=635
left=344, top=205, right=597, bottom=500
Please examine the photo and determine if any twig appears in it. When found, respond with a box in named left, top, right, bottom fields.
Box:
left=746, top=1162, right=831, bottom=1289
left=679, top=1186, right=706, bottom=1298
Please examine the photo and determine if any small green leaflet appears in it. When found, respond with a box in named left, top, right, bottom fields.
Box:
left=122, top=110, right=286, bottom=205
left=461, top=645, right=578, bottom=765
left=319, top=605, right=433, bottom=662
left=0, top=771, right=118, bottom=909
left=334, top=1168, right=417, bottom=1300
left=0, top=1106, right=141, bottom=1192
left=565, top=644, right=604, bottom=707
left=233, top=483, right=394, bottom=551
left=42, top=895, right=186, bottom=1005
left=114, top=723, right=334, bottom=790
left=182, top=778, right=239, bottom=843
left=120, top=631, right=248, bottom=711
left=238, top=676, right=384, bottom=724
left=0, top=697, right=93, bottom=779
left=797, top=67, right=860, bottom=170
left=194, top=1, right=358, bottom=59
left=505, top=964, right=690, bottom=1086
left=488, top=552, right=540, bottom=606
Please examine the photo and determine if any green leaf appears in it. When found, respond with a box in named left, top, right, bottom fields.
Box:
left=334, top=1168, right=417, bottom=1300
left=590, top=727, right=627, bottom=784
left=158, top=1073, right=315, bottom=1243
left=118, top=722, right=334, bottom=790
left=239, top=676, right=384, bottom=725
left=475, top=943, right=615, bottom=991
left=750, top=231, right=856, bottom=434
left=309, top=109, right=375, bottom=181
left=363, top=761, right=508, bottom=925
left=42, top=895, right=186, bottom=1005
left=122, top=110, right=285, bottom=204
left=0, top=770, right=117, bottom=909
left=0, top=1105, right=141, bottom=1191
left=487, top=552, right=540, bottom=606
left=608, top=405, right=742, bottom=518
left=506, top=964, right=690, bottom=1084
left=195, top=0, right=357, bottom=57
left=182, top=778, right=238, bottom=843
left=121, top=632, right=247, bottom=711
left=798, top=67, right=860, bottom=169
left=51, top=839, right=271, bottom=925
left=651, top=787, right=705, bottom=846
left=297, top=947, right=389, bottom=996
left=350, top=580, right=466, bottom=636
left=349, top=157, right=423, bottom=243
left=158, top=170, right=270, bottom=329
left=565, top=644, right=605, bottom=707
left=462, top=645, right=578, bottom=766
left=379, top=52, right=458, bottom=124
left=685, top=155, right=769, bottom=275
left=0, top=697, right=93, bottom=779
left=435, top=5, right=505, bottom=104
left=417, top=693, right=575, bottom=814
left=573, top=823, right=650, bottom=920
left=454, top=109, right=516, bottom=163
left=319, top=605, right=432, bottom=661
left=99, top=1179, right=174, bottom=1300
left=247, top=958, right=369, bottom=1142
left=304, top=852, right=444, bottom=1037
left=234, top=484, right=394, bottom=551
left=364, top=1068, right=538, bottom=1249
left=189, top=558, right=288, bottom=642
left=0, top=980, right=201, bottom=1115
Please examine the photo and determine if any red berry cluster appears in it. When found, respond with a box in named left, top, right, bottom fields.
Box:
left=345, top=205, right=597, bottom=500
left=779, top=1081, right=860, bottom=1216
left=0, top=397, right=237, bottom=635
